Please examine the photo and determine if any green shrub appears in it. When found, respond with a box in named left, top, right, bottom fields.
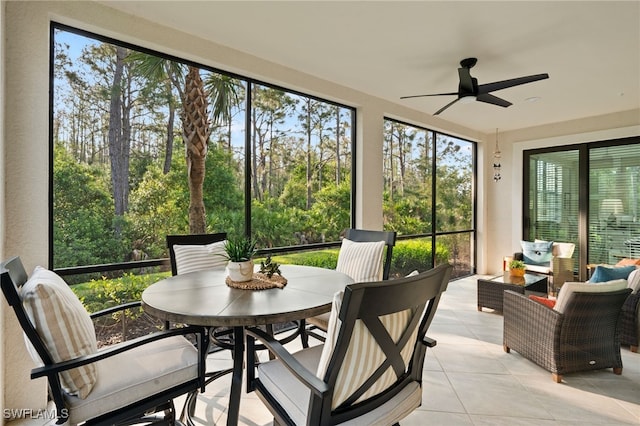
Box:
left=267, top=249, right=339, bottom=269
left=391, top=239, right=450, bottom=277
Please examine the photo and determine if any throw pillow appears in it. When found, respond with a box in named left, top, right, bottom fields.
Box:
left=173, top=240, right=228, bottom=275
left=627, top=268, right=640, bottom=294
left=554, top=279, right=628, bottom=313
left=21, top=266, right=98, bottom=399
left=615, top=258, right=640, bottom=267
left=528, top=294, right=556, bottom=309
left=521, top=240, right=554, bottom=265
left=589, top=265, right=636, bottom=283
left=336, top=238, right=385, bottom=282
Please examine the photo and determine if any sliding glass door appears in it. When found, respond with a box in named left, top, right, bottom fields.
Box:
left=524, top=137, right=639, bottom=280
left=589, top=144, right=640, bottom=264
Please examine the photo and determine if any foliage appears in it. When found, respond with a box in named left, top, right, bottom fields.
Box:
left=259, top=256, right=282, bottom=278
left=270, top=250, right=340, bottom=269
left=77, top=272, right=165, bottom=317
left=223, top=237, right=257, bottom=262
left=509, top=259, right=526, bottom=270
left=53, top=144, right=126, bottom=268
left=52, top=29, right=473, bottom=279
left=391, top=239, right=450, bottom=277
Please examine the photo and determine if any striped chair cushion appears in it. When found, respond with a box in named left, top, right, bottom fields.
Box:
left=21, top=266, right=98, bottom=399
left=316, top=291, right=418, bottom=409
left=173, top=241, right=228, bottom=275
left=336, top=238, right=385, bottom=282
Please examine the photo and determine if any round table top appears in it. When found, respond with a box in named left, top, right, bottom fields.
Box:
left=141, top=264, right=354, bottom=327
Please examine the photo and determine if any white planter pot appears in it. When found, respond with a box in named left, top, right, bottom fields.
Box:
left=227, top=260, right=254, bottom=282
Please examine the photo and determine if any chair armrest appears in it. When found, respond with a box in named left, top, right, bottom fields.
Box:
left=245, top=326, right=329, bottom=397
left=503, top=291, right=563, bottom=369
left=422, top=336, right=437, bottom=348
left=30, top=325, right=205, bottom=379
left=90, top=301, right=142, bottom=319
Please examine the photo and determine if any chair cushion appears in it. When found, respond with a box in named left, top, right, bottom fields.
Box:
left=554, top=279, right=629, bottom=313
left=308, top=270, right=419, bottom=333
left=336, top=238, right=385, bottom=282
left=258, top=344, right=422, bottom=426
left=521, top=240, right=554, bottom=265
left=316, top=291, right=417, bottom=409
left=173, top=240, right=227, bottom=275
left=64, top=335, right=199, bottom=424
left=589, top=265, right=636, bottom=283
left=306, top=312, right=330, bottom=330
left=21, top=266, right=98, bottom=399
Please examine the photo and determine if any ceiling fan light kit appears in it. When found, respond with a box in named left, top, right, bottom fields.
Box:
left=401, top=57, right=549, bottom=115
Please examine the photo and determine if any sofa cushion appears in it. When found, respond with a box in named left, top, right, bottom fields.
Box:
left=589, top=265, right=636, bottom=283
left=21, top=266, right=98, bottom=399
left=172, top=241, right=228, bottom=275
left=554, top=279, right=628, bottom=313
left=521, top=240, right=554, bottom=265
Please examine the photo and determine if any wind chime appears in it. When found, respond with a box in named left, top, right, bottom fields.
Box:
left=493, top=128, right=501, bottom=182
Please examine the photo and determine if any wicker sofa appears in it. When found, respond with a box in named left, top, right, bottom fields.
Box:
left=515, top=241, right=575, bottom=290
left=620, top=267, right=640, bottom=352
left=503, top=279, right=631, bottom=383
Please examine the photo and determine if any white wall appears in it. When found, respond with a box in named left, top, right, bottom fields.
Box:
left=1, top=0, right=5, bottom=417
left=2, top=0, right=638, bottom=413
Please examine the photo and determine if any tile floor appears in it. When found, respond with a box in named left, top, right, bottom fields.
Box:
left=182, top=275, right=640, bottom=425
left=12, top=275, right=640, bottom=425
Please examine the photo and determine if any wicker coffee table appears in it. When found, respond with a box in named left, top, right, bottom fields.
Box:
left=477, top=272, right=548, bottom=312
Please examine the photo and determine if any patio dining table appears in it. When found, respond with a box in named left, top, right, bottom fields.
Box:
left=141, top=264, right=353, bottom=426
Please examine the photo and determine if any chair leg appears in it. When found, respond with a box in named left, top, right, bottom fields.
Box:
left=552, top=373, right=562, bottom=383
left=630, top=345, right=638, bottom=353
left=300, top=319, right=309, bottom=348
left=503, top=345, right=510, bottom=353
left=613, top=367, right=623, bottom=375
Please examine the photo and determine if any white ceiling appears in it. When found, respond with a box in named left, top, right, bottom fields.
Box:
left=100, top=1, right=639, bottom=134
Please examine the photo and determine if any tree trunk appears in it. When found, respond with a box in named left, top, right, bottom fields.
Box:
left=182, top=66, right=211, bottom=234
left=163, top=100, right=175, bottom=174
left=108, top=46, right=129, bottom=236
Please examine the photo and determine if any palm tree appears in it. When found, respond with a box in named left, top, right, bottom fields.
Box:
left=130, top=55, right=241, bottom=234
left=182, top=66, right=211, bottom=233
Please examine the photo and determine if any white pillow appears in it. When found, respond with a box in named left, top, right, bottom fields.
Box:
left=627, top=268, right=640, bottom=294
left=21, top=266, right=98, bottom=399
left=315, top=290, right=417, bottom=409
left=336, top=238, right=385, bottom=282
left=173, top=240, right=227, bottom=275
left=554, top=279, right=629, bottom=313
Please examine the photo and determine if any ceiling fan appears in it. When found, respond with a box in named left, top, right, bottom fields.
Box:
left=401, top=57, right=549, bottom=115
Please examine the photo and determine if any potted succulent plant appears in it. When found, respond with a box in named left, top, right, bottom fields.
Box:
left=223, top=237, right=257, bottom=282
left=508, top=259, right=526, bottom=277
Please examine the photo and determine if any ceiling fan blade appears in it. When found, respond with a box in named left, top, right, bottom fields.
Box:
left=477, top=73, right=549, bottom=94
left=434, top=98, right=461, bottom=115
left=400, top=92, right=458, bottom=99
left=458, top=67, right=475, bottom=93
left=476, top=93, right=512, bottom=108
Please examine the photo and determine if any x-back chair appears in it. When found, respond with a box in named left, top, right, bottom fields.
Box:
left=246, top=263, right=451, bottom=425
